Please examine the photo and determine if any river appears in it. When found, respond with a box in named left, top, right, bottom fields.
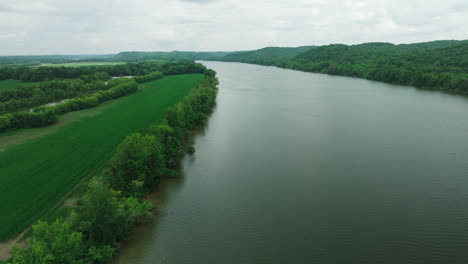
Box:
left=115, top=61, right=468, bottom=264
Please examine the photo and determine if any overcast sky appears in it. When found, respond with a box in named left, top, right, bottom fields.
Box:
left=0, top=0, right=467, bottom=55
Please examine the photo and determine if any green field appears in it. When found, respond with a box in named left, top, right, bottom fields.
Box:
left=0, top=80, right=39, bottom=91
left=0, top=74, right=204, bottom=241
left=38, top=62, right=125, bottom=67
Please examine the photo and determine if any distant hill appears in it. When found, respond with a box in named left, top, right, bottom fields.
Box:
left=0, top=54, right=114, bottom=65
left=110, top=51, right=234, bottom=62
left=292, top=40, right=467, bottom=65
left=217, top=46, right=316, bottom=66
left=110, top=46, right=316, bottom=64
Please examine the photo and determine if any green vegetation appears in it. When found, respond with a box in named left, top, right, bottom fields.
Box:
left=0, top=74, right=204, bottom=242
left=0, top=61, right=207, bottom=131
left=0, top=77, right=110, bottom=114
left=218, top=46, right=316, bottom=66
left=0, top=60, right=204, bottom=82
left=111, top=47, right=315, bottom=65
left=0, top=79, right=141, bottom=132
left=0, top=80, right=38, bottom=92
left=134, top=71, right=164, bottom=83
left=287, top=40, right=468, bottom=93
left=8, top=73, right=218, bottom=264
left=106, top=74, right=218, bottom=198
left=10, top=184, right=153, bottom=264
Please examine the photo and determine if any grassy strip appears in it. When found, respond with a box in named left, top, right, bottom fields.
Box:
left=0, top=74, right=204, bottom=242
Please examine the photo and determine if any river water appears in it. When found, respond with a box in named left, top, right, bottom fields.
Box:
left=115, top=61, right=468, bottom=264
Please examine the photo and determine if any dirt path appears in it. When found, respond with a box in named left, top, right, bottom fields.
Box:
left=0, top=229, right=27, bottom=260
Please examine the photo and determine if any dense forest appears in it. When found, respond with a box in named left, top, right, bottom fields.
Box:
left=287, top=40, right=468, bottom=93
left=0, top=60, right=208, bottom=131
left=7, top=71, right=218, bottom=264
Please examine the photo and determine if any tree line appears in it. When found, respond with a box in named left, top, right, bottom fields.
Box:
left=0, top=77, right=110, bottom=114
left=0, top=62, right=203, bottom=112
left=0, top=79, right=138, bottom=131
left=7, top=72, right=218, bottom=264
left=0, top=61, right=207, bottom=114
left=0, top=60, right=206, bottom=82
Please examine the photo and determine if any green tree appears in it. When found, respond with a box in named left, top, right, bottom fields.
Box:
left=108, top=133, right=165, bottom=196
left=11, top=219, right=84, bottom=264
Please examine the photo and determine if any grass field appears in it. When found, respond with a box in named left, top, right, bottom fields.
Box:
left=38, top=62, right=125, bottom=67
left=0, top=74, right=204, bottom=241
left=0, top=80, right=39, bottom=91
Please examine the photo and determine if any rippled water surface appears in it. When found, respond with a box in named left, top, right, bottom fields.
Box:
left=115, top=62, right=468, bottom=264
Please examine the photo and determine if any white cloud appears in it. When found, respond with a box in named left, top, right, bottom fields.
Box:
left=0, top=0, right=466, bottom=55
left=377, top=18, right=399, bottom=32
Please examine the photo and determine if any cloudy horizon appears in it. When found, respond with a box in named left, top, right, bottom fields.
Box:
left=0, top=0, right=467, bottom=55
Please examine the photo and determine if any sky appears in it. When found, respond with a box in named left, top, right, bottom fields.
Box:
left=0, top=0, right=467, bottom=55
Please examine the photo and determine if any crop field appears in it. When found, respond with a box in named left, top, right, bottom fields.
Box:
left=0, top=80, right=39, bottom=91
left=0, top=74, right=204, bottom=241
left=38, top=62, right=125, bottom=67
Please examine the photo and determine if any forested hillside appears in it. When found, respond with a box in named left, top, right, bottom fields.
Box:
left=217, top=46, right=315, bottom=66
left=109, top=47, right=316, bottom=64
left=288, top=40, right=468, bottom=93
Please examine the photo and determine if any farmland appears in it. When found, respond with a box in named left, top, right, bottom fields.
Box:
left=0, top=80, right=39, bottom=91
left=0, top=74, right=204, bottom=241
